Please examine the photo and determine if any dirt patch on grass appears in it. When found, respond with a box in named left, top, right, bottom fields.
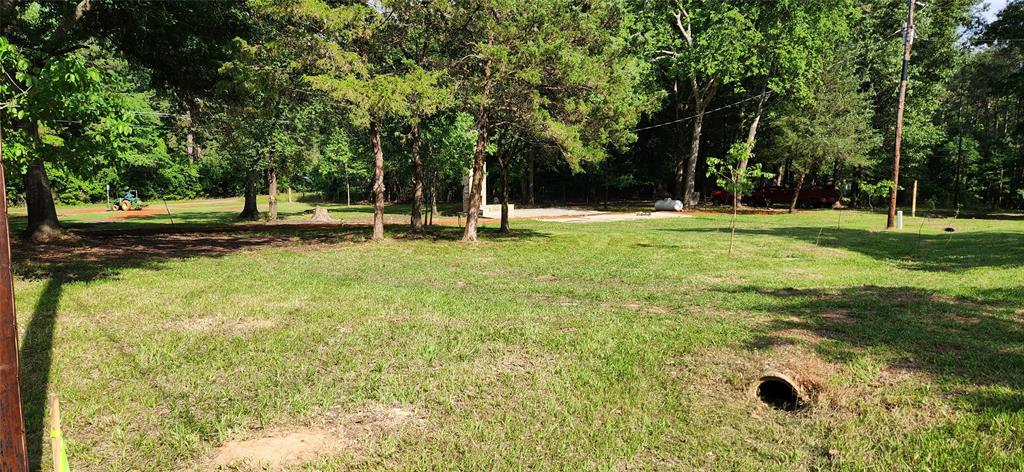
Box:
left=533, top=274, right=559, bottom=282
left=211, top=429, right=341, bottom=469
left=820, top=309, right=855, bottom=325
left=207, top=406, right=425, bottom=470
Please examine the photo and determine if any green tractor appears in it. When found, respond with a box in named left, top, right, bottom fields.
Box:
left=110, top=189, right=146, bottom=211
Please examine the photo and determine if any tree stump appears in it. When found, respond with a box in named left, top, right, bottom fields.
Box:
left=308, top=205, right=337, bottom=223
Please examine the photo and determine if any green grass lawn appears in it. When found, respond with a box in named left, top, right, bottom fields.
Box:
left=9, top=202, right=1024, bottom=470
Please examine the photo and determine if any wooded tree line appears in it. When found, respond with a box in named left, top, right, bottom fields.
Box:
left=1, top=0, right=1021, bottom=242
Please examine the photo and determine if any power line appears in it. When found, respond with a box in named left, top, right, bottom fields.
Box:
left=634, top=94, right=764, bottom=132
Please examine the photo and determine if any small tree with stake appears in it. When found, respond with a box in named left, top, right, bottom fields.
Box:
left=706, top=142, right=772, bottom=256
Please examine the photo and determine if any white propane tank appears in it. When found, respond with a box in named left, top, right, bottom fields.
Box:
left=654, top=198, right=684, bottom=212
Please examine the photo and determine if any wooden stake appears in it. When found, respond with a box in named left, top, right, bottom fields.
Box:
left=0, top=121, right=29, bottom=471
left=911, top=180, right=918, bottom=217
left=49, top=395, right=62, bottom=472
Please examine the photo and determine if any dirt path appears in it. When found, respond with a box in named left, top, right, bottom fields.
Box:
left=98, top=207, right=168, bottom=221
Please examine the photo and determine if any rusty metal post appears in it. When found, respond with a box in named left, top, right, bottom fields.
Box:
left=0, top=122, right=29, bottom=470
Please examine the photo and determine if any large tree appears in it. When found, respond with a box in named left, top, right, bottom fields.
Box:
left=449, top=0, right=658, bottom=241
left=767, top=51, right=879, bottom=212
left=285, top=0, right=449, bottom=241
left=0, top=0, right=248, bottom=240
left=645, top=0, right=759, bottom=207
left=734, top=0, right=853, bottom=175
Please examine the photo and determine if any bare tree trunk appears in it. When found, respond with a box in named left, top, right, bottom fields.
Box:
left=239, top=173, right=259, bottom=220
left=789, top=173, right=806, bottom=214
left=735, top=90, right=770, bottom=206
left=183, top=96, right=198, bottom=163
left=527, top=153, right=535, bottom=205
left=267, top=164, right=278, bottom=221
left=603, top=161, right=610, bottom=210
left=673, top=119, right=688, bottom=200
left=683, top=109, right=706, bottom=207
left=729, top=189, right=738, bottom=256
left=370, top=120, right=386, bottom=241
left=463, top=122, right=489, bottom=242
left=429, top=173, right=438, bottom=225
left=409, top=121, right=424, bottom=233
left=463, top=53, right=492, bottom=243
left=499, top=155, right=510, bottom=234
left=344, top=164, right=351, bottom=207
left=738, top=88, right=770, bottom=173
left=23, top=158, right=60, bottom=242
left=186, top=128, right=195, bottom=164
left=672, top=81, right=685, bottom=200
left=682, top=79, right=715, bottom=208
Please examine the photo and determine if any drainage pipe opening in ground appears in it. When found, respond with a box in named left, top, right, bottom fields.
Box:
left=754, top=373, right=805, bottom=411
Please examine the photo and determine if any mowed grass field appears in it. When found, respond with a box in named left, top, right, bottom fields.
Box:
left=8, top=198, right=1024, bottom=470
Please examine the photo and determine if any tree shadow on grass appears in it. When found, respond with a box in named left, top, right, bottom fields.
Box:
left=19, top=277, right=61, bottom=470
left=723, top=284, right=1024, bottom=413
left=664, top=225, right=1024, bottom=272
left=9, top=222, right=546, bottom=469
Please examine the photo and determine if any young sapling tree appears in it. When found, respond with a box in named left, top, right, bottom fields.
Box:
left=706, top=142, right=772, bottom=256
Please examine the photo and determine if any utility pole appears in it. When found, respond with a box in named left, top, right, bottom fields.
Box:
left=888, top=0, right=918, bottom=229
left=0, top=123, right=28, bottom=470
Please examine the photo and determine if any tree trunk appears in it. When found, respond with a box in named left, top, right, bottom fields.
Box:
left=737, top=88, right=770, bottom=189
left=729, top=187, right=738, bottom=256
left=463, top=53, right=492, bottom=243
left=239, top=173, right=259, bottom=220
left=409, top=121, right=424, bottom=233
left=23, top=158, right=60, bottom=242
left=682, top=109, right=706, bottom=208
left=429, top=173, right=438, bottom=226
left=527, top=153, right=535, bottom=205
left=682, top=79, right=715, bottom=208
left=499, top=155, right=510, bottom=234
left=344, top=166, right=351, bottom=207
left=186, top=128, right=195, bottom=164
left=183, top=97, right=197, bottom=164
left=370, top=120, right=386, bottom=241
left=462, top=121, right=489, bottom=242
left=672, top=81, right=685, bottom=200
left=603, top=161, right=610, bottom=210
left=673, top=119, right=688, bottom=200
left=267, top=165, right=278, bottom=221
left=789, top=172, right=806, bottom=214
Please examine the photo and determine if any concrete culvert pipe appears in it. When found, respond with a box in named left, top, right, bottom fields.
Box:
left=752, top=372, right=806, bottom=411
